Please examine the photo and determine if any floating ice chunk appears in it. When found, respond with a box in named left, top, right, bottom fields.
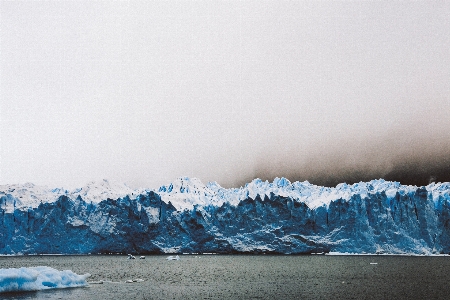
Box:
left=0, top=266, right=90, bottom=293
left=126, top=278, right=144, bottom=283
left=166, top=255, right=180, bottom=260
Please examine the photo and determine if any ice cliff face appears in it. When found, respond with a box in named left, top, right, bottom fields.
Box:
left=1, top=178, right=450, bottom=255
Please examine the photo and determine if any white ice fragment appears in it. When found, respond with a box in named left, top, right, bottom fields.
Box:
left=166, top=255, right=180, bottom=260
left=0, top=266, right=90, bottom=293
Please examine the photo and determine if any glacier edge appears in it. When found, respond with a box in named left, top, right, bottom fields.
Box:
left=1, top=178, right=450, bottom=255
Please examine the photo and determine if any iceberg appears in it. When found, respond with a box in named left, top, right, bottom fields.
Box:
left=166, top=255, right=180, bottom=260
left=0, top=266, right=90, bottom=293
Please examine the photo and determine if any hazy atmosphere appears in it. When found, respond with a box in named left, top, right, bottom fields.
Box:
left=1, top=1, right=449, bottom=189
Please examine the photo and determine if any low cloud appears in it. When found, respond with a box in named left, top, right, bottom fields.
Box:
left=231, top=126, right=450, bottom=188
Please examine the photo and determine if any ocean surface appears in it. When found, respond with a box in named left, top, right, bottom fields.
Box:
left=1, top=255, right=450, bottom=299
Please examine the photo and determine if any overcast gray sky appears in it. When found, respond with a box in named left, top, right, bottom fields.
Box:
left=1, top=1, right=449, bottom=189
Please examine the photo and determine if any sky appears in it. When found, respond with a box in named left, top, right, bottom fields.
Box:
left=1, top=1, right=449, bottom=189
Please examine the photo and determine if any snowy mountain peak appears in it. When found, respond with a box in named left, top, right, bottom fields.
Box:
left=158, top=177, right=207, bottom=194
left=71, top=179, right=135, bottom=203
left=273, top=177, right=291, bottom=187
left=157, top=177, right=219, bottom=211
left=0, top=183, right=65, bottom=212
left=205, top=180, right=223, bottom=190
left=0, top=180, right=139, bottom=212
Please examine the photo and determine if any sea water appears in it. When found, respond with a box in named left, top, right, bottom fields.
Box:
left=1, top=255, right=450, bottom=299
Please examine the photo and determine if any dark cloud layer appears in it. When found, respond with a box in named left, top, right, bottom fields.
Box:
left=383, top=157, right=450, bottom=187
left=233, top=127, right=450, bottom=188
left=245, top=153, right=450, bottom=188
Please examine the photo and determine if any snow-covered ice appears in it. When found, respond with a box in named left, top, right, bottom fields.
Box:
left=0, top=179, right=144, bottom=212
left=2, top=176, right=448, bottom=212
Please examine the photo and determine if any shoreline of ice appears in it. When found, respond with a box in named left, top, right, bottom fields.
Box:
left=325, top=252, right=450, bottom=256
left=1, top=252, right=450, bottom=257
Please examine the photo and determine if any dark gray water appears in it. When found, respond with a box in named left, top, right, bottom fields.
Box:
left=1, top=255, right=450, bottom=299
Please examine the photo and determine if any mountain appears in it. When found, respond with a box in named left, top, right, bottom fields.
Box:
left=1, top=178, right=450, bottom=255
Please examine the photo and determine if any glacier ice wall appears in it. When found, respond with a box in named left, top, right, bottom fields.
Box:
left=1, top=178, right=450, bottom=255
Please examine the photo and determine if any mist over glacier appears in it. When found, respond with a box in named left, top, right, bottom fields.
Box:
left=1, top=177, right=450, bottom=255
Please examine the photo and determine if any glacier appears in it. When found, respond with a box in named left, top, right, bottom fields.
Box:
left=1, top=177, right=450, bottom=255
